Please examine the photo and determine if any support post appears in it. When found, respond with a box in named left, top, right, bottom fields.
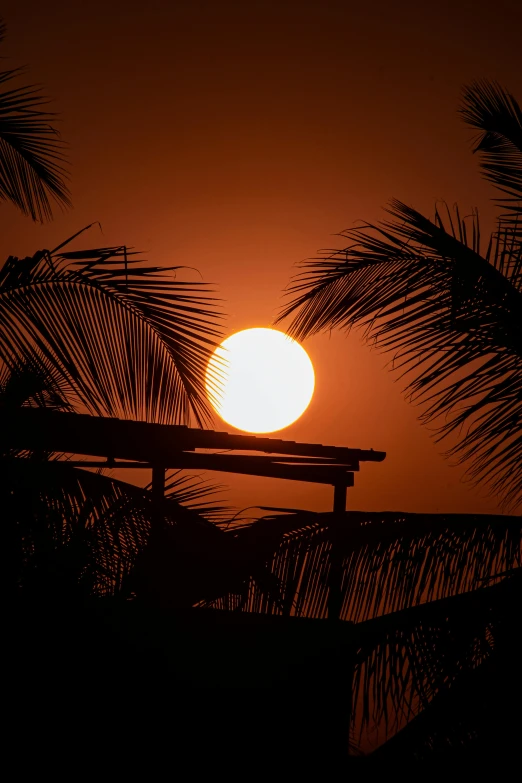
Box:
left=333, top=482, right=347, bottom=513
left=328, top=482, right=348, bottom=620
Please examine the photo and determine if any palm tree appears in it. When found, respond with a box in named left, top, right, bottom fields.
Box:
left=0, top=18, right=71, bottom=222
left=277, top=80, right=522, bottom=512
left=0, top=224, right=230, bottom=602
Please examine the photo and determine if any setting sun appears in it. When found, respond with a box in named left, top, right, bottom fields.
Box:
left=206, top=327, right=315, bottom=433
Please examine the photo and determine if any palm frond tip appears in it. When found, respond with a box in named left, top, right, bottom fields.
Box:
left=0, top=54, right=71, bottom=221
left=460, top=79, right=522, bottom=206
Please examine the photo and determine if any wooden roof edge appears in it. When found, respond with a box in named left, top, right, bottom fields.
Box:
left=1, top=407, right=387, bottom=464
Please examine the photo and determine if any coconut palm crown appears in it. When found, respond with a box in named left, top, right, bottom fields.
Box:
left=0, top=225, right=224, bottom=426
left=277, top=80, right=522, bottom=511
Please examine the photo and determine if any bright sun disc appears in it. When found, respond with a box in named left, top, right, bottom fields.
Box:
left=205, top=327, right=315, bottom=433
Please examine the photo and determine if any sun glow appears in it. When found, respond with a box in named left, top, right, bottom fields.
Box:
left=205, top=327, right=315, bottom=434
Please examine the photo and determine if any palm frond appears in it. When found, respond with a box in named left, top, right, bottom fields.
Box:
left=0, top=233, right=225, bottom=425
left=153, top=469, right=232, bottom=526
left=352, top=576, right=517, bottom=752
left=0, top=18, right=70, bottom=221
left=368, top=626, right=518, bottom=763
left=0, top=351, right=74, bottom=413
left=197, top=509, right=520, bottom=752
left=194, top=509, right=522, bottom=620
left=277, top=201, right=522, bottom=509
left=460, top=80, right=522, bottom=209
left=1, top=455, right=236, bottom=600
left=2, top=459, right=150, bottom=597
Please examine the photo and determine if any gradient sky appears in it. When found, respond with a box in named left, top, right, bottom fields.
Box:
left=2, top=0, right=521, bottom=515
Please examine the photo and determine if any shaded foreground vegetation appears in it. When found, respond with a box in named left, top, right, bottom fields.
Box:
left=4, top=443, right=521, bottom=770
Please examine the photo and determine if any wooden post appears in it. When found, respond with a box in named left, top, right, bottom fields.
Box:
left=328, top=482, right=347, bottom=620
left=333, top=482, right=347, bottom=513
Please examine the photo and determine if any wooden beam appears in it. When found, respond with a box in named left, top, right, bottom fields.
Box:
left=150, top=451, right=356, bottom=485
left=65, top=456, right=355, bottom=487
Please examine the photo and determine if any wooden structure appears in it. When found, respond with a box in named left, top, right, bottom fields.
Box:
left=3, top=408, right=386, bottom=512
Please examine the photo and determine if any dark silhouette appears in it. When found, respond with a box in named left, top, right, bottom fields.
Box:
left=3, top=405, right=385, bottom=505
left=277, top=80, right=522, bottom=512
left=3, top=403, right=521, bottom=767
left=0, top=18, right=70, bottom=221
left=0, top=226, right=223, bottom=425
left=2, top=80, right=521, bottom=773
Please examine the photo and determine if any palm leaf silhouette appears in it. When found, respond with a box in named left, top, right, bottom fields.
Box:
left=0, top=351, right=73, bottom=415
left=0, top=228, right=224, bottom=425
left=3, top=458, right=147, bottom=598
left=194, top=509, right=521, bottom=755
left=357, top=568, right=520, bottom=756
left=2, top=453, right=234, bottom=601
left=196, top=510, right=522, bottom=620
left=154, top=469, right=231, bottom=526
left=460, top=80, right=522, bottom=215
left=277, top=81, right=522, bottom=510
left=0, top=18, right=70, bottom=221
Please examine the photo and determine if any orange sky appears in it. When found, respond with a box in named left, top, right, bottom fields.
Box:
left=2, top=0, right=521, bottom=515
